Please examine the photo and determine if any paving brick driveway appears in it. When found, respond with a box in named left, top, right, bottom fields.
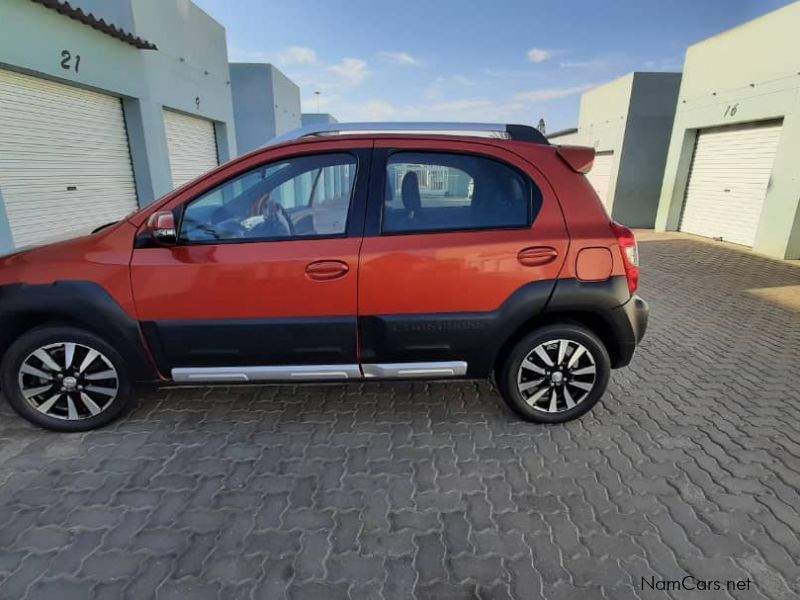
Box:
left=1, top=233, right=799, bottom=600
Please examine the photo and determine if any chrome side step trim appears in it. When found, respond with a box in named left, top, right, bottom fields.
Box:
left=172, top=364, right=362, bottom=383
left=362, top=361, right=468, bottom=379
left=171, top=361, right=468, bottom=383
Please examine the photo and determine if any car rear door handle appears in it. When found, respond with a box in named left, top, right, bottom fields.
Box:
left=517, top=247, right=559, bottom=267
left=305, top=260, right=350, bottom=281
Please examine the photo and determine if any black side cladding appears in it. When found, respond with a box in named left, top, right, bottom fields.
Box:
left=359, top=279, right=557, bottom=377
left=0, top=276, right=647, bottom=383
left=359, top=275, right=647, bottom=377
left=0, top=282, right=158, bottom=381
left=144, top=317, right=358, bottom=368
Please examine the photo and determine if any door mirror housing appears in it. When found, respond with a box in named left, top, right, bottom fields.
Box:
left=145, top=210, right=177, bottom=245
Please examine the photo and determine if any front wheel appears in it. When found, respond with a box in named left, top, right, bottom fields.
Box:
left=498, top=324, right=610, bottom=423
left=1, top=326, right=134, bottom=431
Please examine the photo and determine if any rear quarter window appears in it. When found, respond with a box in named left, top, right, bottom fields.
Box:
left=382, top=151, right=541, bottom=234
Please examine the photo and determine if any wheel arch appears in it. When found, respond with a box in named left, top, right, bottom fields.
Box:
left=492, top=310, right=621, bottom=377
left=1, top=313, right=85, bottom=363
left=491, top=275, right=637, bottom=376
left=0, top=282, right=159, bottom=383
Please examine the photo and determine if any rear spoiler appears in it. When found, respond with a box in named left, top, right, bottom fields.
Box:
left=555, top=145, right=594, bottom=174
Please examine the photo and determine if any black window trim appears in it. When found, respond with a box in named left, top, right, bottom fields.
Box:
left=369, top=148, right=543, bottom=238
left=174, top=149, right=371, bottom=247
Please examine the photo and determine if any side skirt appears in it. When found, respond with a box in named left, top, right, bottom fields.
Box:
left=171, top=361, right=468, bottom=383
left=362, top=361, right=467, bottom=378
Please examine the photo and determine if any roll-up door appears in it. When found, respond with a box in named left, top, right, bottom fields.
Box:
left=586, top=151, right=614, bottom=208
left=163, top=109, right=218, bottom=188
left=0, top=68, right=138, bottom=248
left=679, top=121, right=782, bottom=247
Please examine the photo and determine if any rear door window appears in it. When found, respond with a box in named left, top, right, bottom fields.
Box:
left=382, top=152, right=537, bottom=234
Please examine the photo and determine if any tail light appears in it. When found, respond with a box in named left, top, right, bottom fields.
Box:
left=610, top=222, right=639, bottom=295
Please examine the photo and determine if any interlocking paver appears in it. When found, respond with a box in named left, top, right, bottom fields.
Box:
left=0, top=234, right=799, bottom=599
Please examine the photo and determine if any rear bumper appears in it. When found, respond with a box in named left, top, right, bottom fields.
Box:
left=611, top=294, right=649, bottom=368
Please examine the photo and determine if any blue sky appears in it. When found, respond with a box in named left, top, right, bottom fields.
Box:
left=193, top=0, right=791, bottom=131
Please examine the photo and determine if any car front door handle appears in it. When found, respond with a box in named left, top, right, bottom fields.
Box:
left=305, top=260, right=350, bottom=281
left=517, top=246, right=559, bottom=267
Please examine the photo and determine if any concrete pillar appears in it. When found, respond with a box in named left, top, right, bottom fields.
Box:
left=654, top=126, right=698, bottom=231
left=752, top=109, right=800, bottom=259
left=785, top=194, right=800, bottom=260
left=0, top=189, right=14, bottom=255
left=122, top=97, right=173, bottom=206
left=214, top=121, right=235, bottom=164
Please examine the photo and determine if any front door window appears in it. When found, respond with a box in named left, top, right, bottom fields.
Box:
left=180, top=153, right=357, bottom=243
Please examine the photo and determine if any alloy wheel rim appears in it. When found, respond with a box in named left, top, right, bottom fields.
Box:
left=516, top=339, right=596, bottom=413
left=18, top=342, right=119, bottom=420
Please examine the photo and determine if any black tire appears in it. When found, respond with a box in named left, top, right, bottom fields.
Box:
left=497, top=323, right=610, bottom=423
left=1, top=326, right=134, bottom=431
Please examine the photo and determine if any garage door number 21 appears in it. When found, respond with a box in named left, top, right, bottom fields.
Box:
left=60, top=50, right=81, bottom=73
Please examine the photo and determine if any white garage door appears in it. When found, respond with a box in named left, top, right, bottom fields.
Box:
left=679, top=121, right=782, bottom=247
left=587, top=151, right=614, bottom=208
left=0, top=69, right=138, bottom=248
left=163, top=110, right=218, bottom=188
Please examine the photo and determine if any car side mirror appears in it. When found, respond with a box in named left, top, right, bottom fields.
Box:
left=145, top=210, right=177, bottom=246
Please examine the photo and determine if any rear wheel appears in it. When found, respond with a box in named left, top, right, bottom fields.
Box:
left=498, top=324, right=610, bottom=423
left=1, top=326, right=133, bottom=431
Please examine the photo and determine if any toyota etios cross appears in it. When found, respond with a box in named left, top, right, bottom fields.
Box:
left=0, top=122, right=648, bottom=431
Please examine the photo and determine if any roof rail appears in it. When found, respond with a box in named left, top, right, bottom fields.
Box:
left=267, top=122, right=549, bottom=146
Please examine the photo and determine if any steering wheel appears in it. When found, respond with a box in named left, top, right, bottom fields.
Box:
left=269, top=201, right=296, bottom=236
left=251, top=196, right=296, bottom=238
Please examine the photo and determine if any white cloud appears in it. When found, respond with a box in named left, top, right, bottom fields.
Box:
left=325, top=92, right=555, bottom=125
left=278, top=46, right=317, bottom=65
left=301, top=93, right=338, bottom=113
left=514, top=83, right=596, bottom=102
left=527, top=48, right=554, bottom=63
left=328, top=58, right=369, bottom=83
left=483, top=67, right=543, bottom=78
left=560, top=55, right=616, bottom=69
left=357, top=100, right=395, bottom=120
left=430, top=99, right=493, bottom=111
left=642, top=57, right=684, bottom=71
left=425, top=74, right=475, bottom=100
left=379, top=51, right=420, bottom=66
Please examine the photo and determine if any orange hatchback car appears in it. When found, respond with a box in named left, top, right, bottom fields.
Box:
left=0, top=122, right=647, bottom=430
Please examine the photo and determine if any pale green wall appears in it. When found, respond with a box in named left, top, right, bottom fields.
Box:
left=231, top=64, right=301, bottom=154
left=551, top=76, right=632, bottom=152
left=547, top=72, right=680, bottom=227
left=654, top=1, right=800, bottom=259
left=546, top=77, right=630, bottom=219
left=576, top=74, right=634, bottom=153
left=131, top=0, right=236, bottom=192
left=0, top=0, right=236, bottom=217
